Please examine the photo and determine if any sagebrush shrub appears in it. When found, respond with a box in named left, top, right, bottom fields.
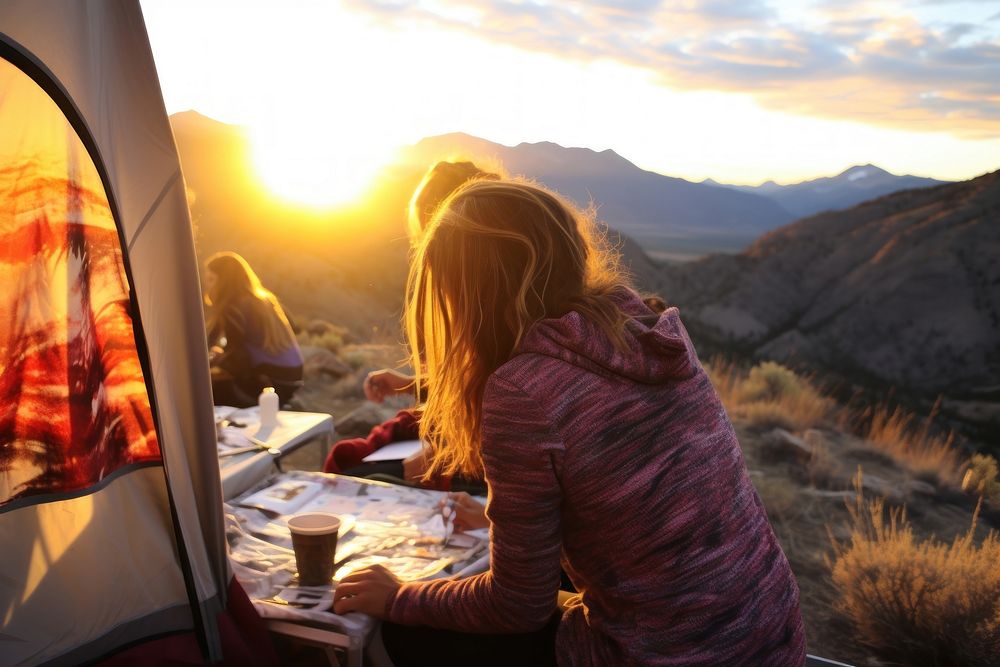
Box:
left=830, top=474, right=1000, bottom=666
left=859, top=404, right=962, bottom=485
left=963, top=454, right=1000, bottom=503
left=740, top=361, right=802, bottom=402
left=707, top=359, right=835, bottom=432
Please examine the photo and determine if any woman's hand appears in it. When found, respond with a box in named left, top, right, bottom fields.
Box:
left=209, top=344, right=225, bottom=363
left=440, top=492, right=489, bottom=532
left=363, top=369, right=416, bottom=403
left=332, top=564, right=401, bottom=617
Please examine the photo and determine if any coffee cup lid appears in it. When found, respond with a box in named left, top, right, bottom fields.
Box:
left=287, top=512, right=341, bottom=535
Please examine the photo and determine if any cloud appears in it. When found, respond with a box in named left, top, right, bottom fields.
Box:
left=343, top=0, right=1000, bottom=138
left=918, top=0, right=998, bottom=4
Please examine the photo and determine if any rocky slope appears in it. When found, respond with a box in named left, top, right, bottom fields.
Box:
left=665, top=170, right=1000, bottom=401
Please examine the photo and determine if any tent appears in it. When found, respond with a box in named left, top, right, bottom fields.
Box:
left=0, top=2, right=272, bottom=664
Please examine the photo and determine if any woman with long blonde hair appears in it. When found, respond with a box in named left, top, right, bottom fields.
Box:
left=358, top=160, right=500, bottom=408
left=204, top=251, right=303, bottom=407
left=333, top=181, right=805, bottom=665
left=323, top=161, right=499, bottom=483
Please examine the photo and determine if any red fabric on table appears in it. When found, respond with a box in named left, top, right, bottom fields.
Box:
left=322, top=409, right=456, bottom=491
left=322, top=409, right=419, bottom=474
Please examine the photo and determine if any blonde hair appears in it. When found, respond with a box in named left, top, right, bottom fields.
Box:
left=203, top=251, right=295, bottom=356
left=407, top=161, right=500, bottom=242
left=405, top=179, right=629, bottom=478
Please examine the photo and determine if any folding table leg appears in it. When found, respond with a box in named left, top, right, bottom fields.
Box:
left=266, top=619, right=363, bottom=667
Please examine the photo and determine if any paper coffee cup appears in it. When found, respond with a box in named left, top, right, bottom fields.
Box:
left=288, top=512, right=341, bottom=586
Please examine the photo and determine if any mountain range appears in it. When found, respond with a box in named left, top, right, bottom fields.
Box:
left=403, top=133, right=794, bottom=260
left=169, top=112, right=997, bottom=436
left=706, top=165, right=950, bottom=219
left=399, top=130, right=997, bottom=414
left=171, top=111, right=953, bottom=265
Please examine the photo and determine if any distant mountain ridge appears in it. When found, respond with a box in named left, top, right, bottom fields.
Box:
left=170, top=111, right=996, bottom=414
left=708, top=164, right=950, bottom=218
left=404, top=133, right=795, bottom=259
left=169, top=113, right=665, bottom=336
left=665, top=170, right=1000, bottom=401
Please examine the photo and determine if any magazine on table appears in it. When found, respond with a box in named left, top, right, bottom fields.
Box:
left=239, top=479, right=325, bottom=515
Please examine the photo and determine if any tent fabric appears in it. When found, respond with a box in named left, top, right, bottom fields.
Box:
left=0, top=470, right=190, bottom=665
left=0, top=54, right=163, bottom=506
left=0, top=1, right=233, bottom=662
left=97, top=579, right=280, bottom=667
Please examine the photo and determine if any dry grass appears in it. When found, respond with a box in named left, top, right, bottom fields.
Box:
left=297, top=322, right=349, bottom=354
left=853, top=402, right=963, bottom=486
left=707, top=360, right=836, bottom=432
left=706, top=357, right=742, bottom=407
left=963, top=454, right=1000, bottom=504
left=805, top=438, right=843, bottom=489
left=829, top=472, right=1000, bottom=666
left=708, top=360, right=1000, bottom=663
left=754, top=475, right=801, bottom=523
left=709, top=359, right=968, bottom=489
left=737, top=402, right=798, bottom=431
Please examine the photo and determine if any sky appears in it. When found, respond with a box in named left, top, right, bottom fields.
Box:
left=140, top=0, right=1000, bottom=204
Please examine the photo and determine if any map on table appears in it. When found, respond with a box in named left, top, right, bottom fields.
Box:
left=226, top=471, right=489, bottom=616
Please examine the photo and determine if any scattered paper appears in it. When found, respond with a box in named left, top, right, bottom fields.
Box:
left=276, top=584, right=334, bottom=611
left=226, top=471, right=490, bottom=620
left=362, top=440, right=424, bottom=463
left=240, top=479, right=324, bottom=515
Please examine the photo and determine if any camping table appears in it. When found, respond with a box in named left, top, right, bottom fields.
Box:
left=217, top=407, right=335, bottom=499
left=225, top=471, right=490, bottom=667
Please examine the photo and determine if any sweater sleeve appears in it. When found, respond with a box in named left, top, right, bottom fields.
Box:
left=214, top=303, right=250, bottom=375
left=384, top=372, right=565, bottom=633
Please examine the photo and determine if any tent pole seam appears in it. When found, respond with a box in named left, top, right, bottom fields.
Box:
left=128, top=168, right=180, bottom=252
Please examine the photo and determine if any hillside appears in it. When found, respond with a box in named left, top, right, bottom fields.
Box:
left=712, top=164, right=950, bottom=218
left=405, top=133, right=794, bottom=259
left=169, top=114, right=665, bottom=339
left=171, top=111, right=413, bottom=338
left=664, top=171, right=1000, bottom=434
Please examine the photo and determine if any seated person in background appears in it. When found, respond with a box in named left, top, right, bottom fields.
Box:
left=332, top=179, right=805, bottom=665
left=204, top=251, right=303, bottom=408
left=323, top=161, right=498, bottom=489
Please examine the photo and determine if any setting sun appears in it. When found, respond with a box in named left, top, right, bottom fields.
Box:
left=251, top=123, right=398, bottom=208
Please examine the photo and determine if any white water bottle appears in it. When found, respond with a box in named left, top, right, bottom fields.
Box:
left=258, top=386, right=279, bottom=429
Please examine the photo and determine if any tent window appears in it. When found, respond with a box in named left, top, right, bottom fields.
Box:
left=0, top=57, right=161, bottom=509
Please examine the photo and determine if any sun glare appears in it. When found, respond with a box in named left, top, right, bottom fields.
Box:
left=251, top=124, right=397, bottom=209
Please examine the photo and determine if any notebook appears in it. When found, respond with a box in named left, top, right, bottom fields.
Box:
left=362, top=439, right=424, bottom=463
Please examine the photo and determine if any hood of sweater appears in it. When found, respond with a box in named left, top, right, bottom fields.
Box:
left=515, top=289, right=699, bottom=385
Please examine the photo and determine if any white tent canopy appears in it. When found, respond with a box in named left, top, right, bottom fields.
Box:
left=1, top=1, right=229, bottom=663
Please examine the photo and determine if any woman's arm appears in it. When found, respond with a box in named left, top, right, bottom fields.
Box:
left=335, top=373, right=565, bottom=633
left=212, top=306, right=251, bottom=376
left=363, top=369, right=417, bottom=403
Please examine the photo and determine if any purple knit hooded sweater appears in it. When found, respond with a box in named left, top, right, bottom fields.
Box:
left=385, top=291, right=806, bottom=666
